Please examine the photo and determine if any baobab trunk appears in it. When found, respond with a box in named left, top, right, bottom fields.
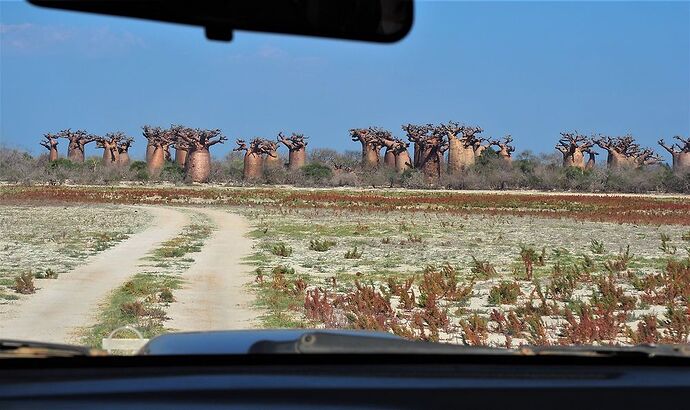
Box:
left=242, top=152, right=264, bottom=180
left=118, top=151, right=130, bottom=166
left=185, top=149, right=212, bottom=182
left=175, top=148, right=188, bottom=168
left=148, top=146, right=166, bottom=176
left=383, top=148, right=396, bottom=168
left=395, top=149, right=412, bottom=174
left=557, top=132, right=592, bottom=169
left=264, top=153, right=281, bottom=169
left=40, top=134, right=60, bottom=161
left=288, top=148, right=306, bottom=170
left=659, top=137, right=690, bottom=173
left=447, top=136, right=475, bottom=173
left=585, top=151, right=597, bottom=170
left=419, top=147, right=442, bottom=183
left=145, top=143, right=155, bottom=164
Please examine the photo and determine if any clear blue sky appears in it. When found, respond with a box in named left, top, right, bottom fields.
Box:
left=1, top=1, right=689, bottom=161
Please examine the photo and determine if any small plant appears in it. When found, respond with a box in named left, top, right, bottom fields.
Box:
left=309, top=239, right=336, bottom=252
left=120, top=301, right=147, bottom=318
left=13, top=273, right=36, bottom=294
left=271, top=242, right=293, bottom=257
left=590, top=239, right=605, bottom=254
left=159, top=287, right=174, bottom=303
left=470, top=256, right=497, bottom=279
left=659, top=233, right=677, bottom=255
left=344, top=246, right=363, bottom=259
left=488, top=282, right=522, bottom=305
left=407, top=234, right=422, bottom=243
left=603, top=245, right=633, bottom=273
left=35, top=268, right=58, bottom=279
left=520, top=245, right=538, bottom=280
left=381, top=237, right=392, bottom=245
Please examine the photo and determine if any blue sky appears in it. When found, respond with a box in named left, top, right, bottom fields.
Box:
left=1, top=1, right=689, bottom=161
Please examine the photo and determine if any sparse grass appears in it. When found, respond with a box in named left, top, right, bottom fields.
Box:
left=309, top=239, right=336, bottom=252
left=344, top=246, right=363, bottom=259
left=590, top=239, right=605, bottom=254
left=271, top=243, right=293, bottom=257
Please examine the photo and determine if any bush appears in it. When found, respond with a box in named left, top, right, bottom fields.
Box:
left=159, top=287, right=174, bottom=303
left=309, top=239, right=336, bottom=252
left=301, top=163, right=333, bottom=183
left=34, top=268, right=59, bottom=279
left=488, top=282, right=522, bottom=305
left=271, top=243, right=293, bottom=257
left=344, top=246, right=363, bottom=259
left=13, top=272, right=36, bottom=294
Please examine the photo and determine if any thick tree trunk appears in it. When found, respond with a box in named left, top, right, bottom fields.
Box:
left=447, top=136, right=474, bottom=174
left=607, top=151, right=636, bottom=169
left=146, top=143, right=155, bottom=164
left=498, top=150, right=512, bottom=165
left=147, top=146, right=166, bottom=177
left=413, top=143, right=420, bottom=167
left=360, top=144, right=379, bottom=169
left=243, top=152, right=264, bottom=180
left=264, top=154, right=281, bottom=169
left=67, top=146, right=84, bottom=163
left=49, top=148, right=58, bottom=162
left=395, top=150, right=412, bottom=174
left=175, top=148, right=188, bottom=168
left=562, top=149, right=586, bottom=169
left=419, top=148, right=441, bottom=182
left=185, top=149, right=212, bottom=182
left=383, top=149, right=396, bottom=168
left=668, top=152, right=690, bottom=172
left=288, top=148, right=307, bottom=170
left=118, top=152, right=130, bottom=166
left=585, top=156, right=595, bottom=170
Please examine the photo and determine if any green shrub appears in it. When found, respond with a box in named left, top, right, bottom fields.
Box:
left=271, top=243, right=293, bottom=257
left=301, top=163, right=333, bottom=183
left=488, top=282, right=522, bottom=305
left=309, top=239, right=336, bottom=252
left=344, top=246, right=363, bottom=259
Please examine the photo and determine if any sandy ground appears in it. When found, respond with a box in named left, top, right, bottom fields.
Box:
left=166, top=208, right=257, bottom=332
left=0, top=206, right=189, bottom=344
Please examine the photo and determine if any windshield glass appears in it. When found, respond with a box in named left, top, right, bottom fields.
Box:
left=0, top=1, right=689, bottom=354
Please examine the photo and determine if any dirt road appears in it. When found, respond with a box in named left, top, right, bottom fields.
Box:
left=0, top=206, right=189, bottom=344
left=166, top=208, right=257, bottom=332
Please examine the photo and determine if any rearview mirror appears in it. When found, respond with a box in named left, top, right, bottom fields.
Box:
left=28, top=0, right=414, bottom=43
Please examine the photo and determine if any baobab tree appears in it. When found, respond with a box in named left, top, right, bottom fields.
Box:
left=261, top=139, right=281, bottom=170
left=350, top=128, right=384, bottom=169
left=473, top=137, right=491, bottom=158
left=95, top=132, right=123, bottom=167
left=59, top=129, right=95, bottom=163
left=403, top=124, right=447, bottom=182
left=39, top=133, right=59, bottom=162
left=117, top=136, right=133, bottom=166
left=491, top=135, right=515, bottom=165
left=370, top=128, right=398, bottom=168
left=659, top=136, right=690, bottom=173
left=167, top=125, right=191, bottom=168
left=142, top=125, right=172, bottom=176
left=234, top=138, right=269, bottom=180
left=595, top=135, right=660, bottom=169
left=390, top=139, right=412, bottom=173
left=402, top=123, right=434, bottom=168
left=555, top=132, right=593, bottom=169
left=278, top=132, right=308, bottom=170
left=177, top=128, right=226, bottom=182
left=441, top=122, right=482, bottom=173
left=583, top=147, right=598, bottom=170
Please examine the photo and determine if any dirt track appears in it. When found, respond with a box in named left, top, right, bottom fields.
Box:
left=166, top=208, right=257, bottom=332
left=0, top=206, right=257, bottom=345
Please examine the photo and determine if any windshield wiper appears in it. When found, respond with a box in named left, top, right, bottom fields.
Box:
left=248, top=332, right=690, bottom=358
left=0, top=339, right=103, bottom=358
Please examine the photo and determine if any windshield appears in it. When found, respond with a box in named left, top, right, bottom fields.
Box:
left=0, top=1, right=689, bottom=355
